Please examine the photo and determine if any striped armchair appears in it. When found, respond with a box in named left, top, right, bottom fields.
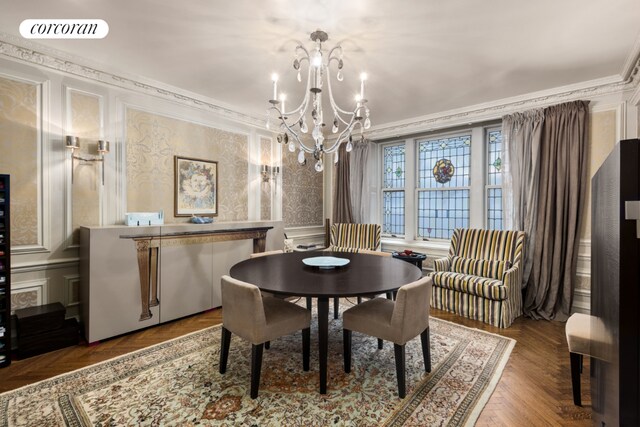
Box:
left=329, top=223, right=381, bottom=252
left=431, top=228, right=526, bottom=328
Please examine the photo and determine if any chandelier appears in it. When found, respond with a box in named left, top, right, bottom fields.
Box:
left=267, top=29, right=371, bottom=172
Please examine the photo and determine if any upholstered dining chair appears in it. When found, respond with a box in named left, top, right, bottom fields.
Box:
left=356, top=250, right=394, bottom=303
left=219, top=275, right=311, bottom=399
left=249, top=249, right=291, bottom=349
left=250, top=250, right=290, bottom=302
left=342, top=276, right=432, bottom=398
left=249, top=249, right=284, bottom=259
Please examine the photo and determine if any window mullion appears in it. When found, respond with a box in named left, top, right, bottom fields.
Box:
left=405, top=139, right=415, bottom=242
left=469, top=126, right=484, bottom=228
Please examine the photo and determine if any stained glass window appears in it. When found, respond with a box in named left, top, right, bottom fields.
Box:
left=417, top=190, right=469, bottom=239
left=487, top=188, right=502, bottom=230
left=383, top=191, right=405, bottom=235
left=417, top=135, right=470, bottom=188
left=486, top=129, right=503, bottom=230
left=417, top=134, right=471, bottom=239
left=382, top=143, right=405, bottom=236
left=383, top=144, right=405, bottom=189
left=487, top=130, right=502, bottom=186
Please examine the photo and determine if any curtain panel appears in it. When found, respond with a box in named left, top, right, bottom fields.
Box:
left=502, top=100, right=589, bottom=320
left=333, top=143, right=354, bottom=223
left=502, top=109, right=544, bottom=287
left=349, top=140, right=372, bottom=223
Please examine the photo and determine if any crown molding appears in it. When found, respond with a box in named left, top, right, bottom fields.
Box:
left=367, top=66, right=640, bottom=141
left=0, top=32, right=264, bottom=128
left=1, top=30, right=638, bottom=138
left=621, top=35, right=640, bottom=82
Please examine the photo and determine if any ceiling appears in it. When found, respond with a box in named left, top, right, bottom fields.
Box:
left=1, top=0, right=639, bottom=127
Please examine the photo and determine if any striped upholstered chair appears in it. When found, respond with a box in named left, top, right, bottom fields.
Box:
left=431, top=228, right=526, bottom=328
left=325, top=224, right=382, bottom=318
left=329, top=223, right=381, bottom=252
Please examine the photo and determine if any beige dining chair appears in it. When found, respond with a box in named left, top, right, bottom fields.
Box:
left=250, top=250, right=284, bottom=258
left=219, top=275, right=311, bottom=399
left=342, top=276, right=432, bottom=398
left=356, top=250, right=394, bottom=304
left=250, top=250, right=288, bottom=308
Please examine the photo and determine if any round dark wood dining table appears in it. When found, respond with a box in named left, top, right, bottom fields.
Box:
left=229, top=251, right=422, bottom=394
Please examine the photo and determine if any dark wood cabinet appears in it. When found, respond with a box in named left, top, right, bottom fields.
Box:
left=0, top=174, right=11, bottom=368
left=591, top=139, right=640, bottom=426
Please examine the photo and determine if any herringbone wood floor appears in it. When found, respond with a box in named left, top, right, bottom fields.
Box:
left=0, top=306, right=591, bottom=426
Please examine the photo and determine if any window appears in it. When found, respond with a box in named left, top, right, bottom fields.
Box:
left=382, top=143, right=405, bottom=236
left=486, top=129, right=503, bottom=230
left=416, top=134, right=471, bottom=239
left=379, top=124, right=504, bottom=243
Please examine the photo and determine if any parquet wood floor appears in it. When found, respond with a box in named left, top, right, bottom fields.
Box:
left=0, top=307, right=591, bottom=426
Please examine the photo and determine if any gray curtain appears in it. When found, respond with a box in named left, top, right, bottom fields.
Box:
left=524, top=100, right=590, bottom=320
left=333, top=143, right=354, bottom=223
left=349, top=139, right=372, bottom=223
left=501, top=109, right=544, bottom=288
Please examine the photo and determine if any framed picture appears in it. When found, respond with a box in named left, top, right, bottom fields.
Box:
left=174, top=156, right=218, bottom=217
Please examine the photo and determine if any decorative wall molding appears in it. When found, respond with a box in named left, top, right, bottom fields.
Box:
left=572, top=288, right=591, bottom=315
left=11, top=278, right=49, bottom=312
left=0, top=34, right=264, bottom=129
left=630, top=82, right=640, bottom=107
left=576, top=239, right=591, bottom=277
left=12, top=257, right=79, bottom=273
left=63, top=275, right=81, bottom=308
left=284, top=225, right=326, bottom=247
left=0, top=71, right=51, bottom=254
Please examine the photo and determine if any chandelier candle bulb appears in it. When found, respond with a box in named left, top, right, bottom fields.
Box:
left=360, top=73, right=367, bottom=99
left=279, top=94, right=286, bottom=115
left=271, top=73, right=278, bottom=100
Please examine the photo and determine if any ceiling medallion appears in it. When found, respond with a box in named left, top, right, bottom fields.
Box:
left=266, top=30, right=371, bottom=172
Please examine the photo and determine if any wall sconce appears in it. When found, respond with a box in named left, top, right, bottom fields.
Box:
left=66, top=135, right=110, bottom=185
left=260, top=165, right=280, bottom=182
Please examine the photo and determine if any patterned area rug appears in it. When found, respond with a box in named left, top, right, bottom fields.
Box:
left=0, top=302, right=514, bottom=426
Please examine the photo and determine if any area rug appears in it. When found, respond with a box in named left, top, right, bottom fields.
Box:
left=0, top=302, right=515, bottom=426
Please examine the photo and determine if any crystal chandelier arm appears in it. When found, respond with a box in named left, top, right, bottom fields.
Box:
left=324, top=131, right=350, bottom=154
left=324, top=118, right=359, bottom=154
left=295, top=45, right=311, bottom=60
left=270, top=105, right=316, bottom=154
left=276, top=44, right=311, bottom=119
left=281, top=66, right=312, bottom=117
left=324, top=68, right=357, bottom=118
left=327, top=45, right=342, bottom=62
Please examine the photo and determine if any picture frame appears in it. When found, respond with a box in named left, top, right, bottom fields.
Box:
left=174, top=156, right=218, bottom=217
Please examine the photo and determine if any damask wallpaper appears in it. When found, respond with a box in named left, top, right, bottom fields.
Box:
left=260, top=137, right=272, bottom=221
left=282, top=147, right=323, bottom=227
left=579, top=110, right=617, bottom=241
left=70, top=90, right=101, bottom=244
left=126, top=109, right=249, bottom=222
left=0, top=76, right=38, bottom=246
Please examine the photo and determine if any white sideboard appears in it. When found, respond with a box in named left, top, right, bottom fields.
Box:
left=79, top=220, right=284, bottom=343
